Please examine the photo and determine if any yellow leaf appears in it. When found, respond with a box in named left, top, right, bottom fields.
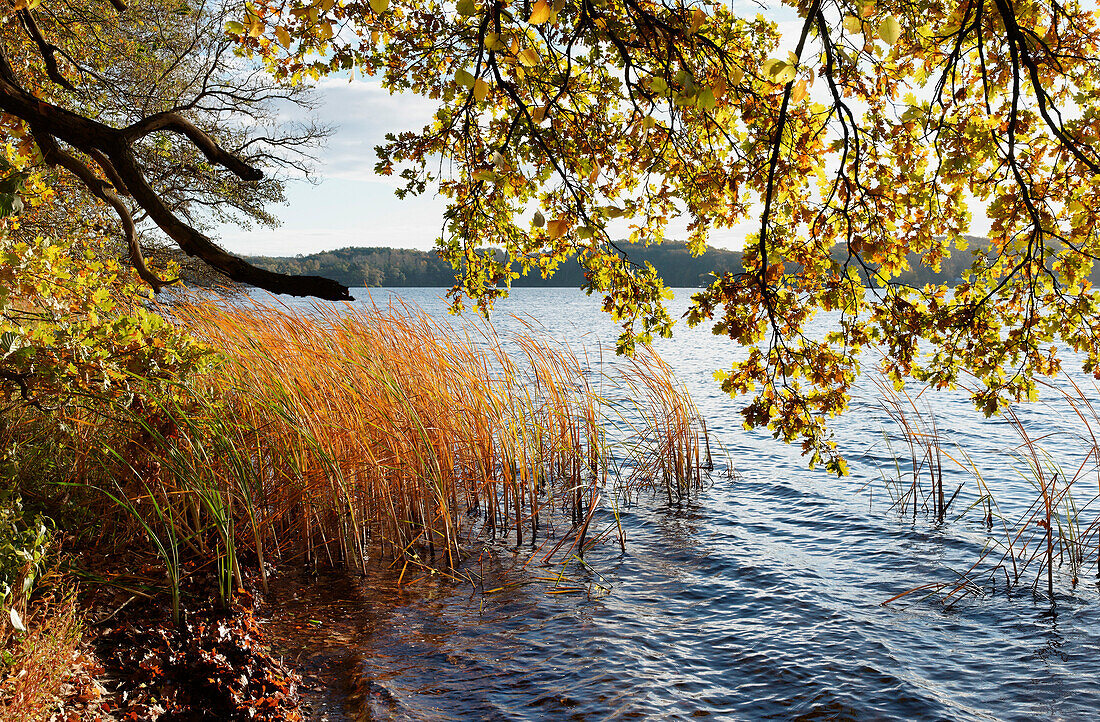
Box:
left=473, top=78, right=490, bottom=101
left=533, top=211, right=545, bottom=227
left=547, top=217, right=568, bottom=238
left=764, top=60, right=795, bottom=84
left=791, top=79, right=808, bottom=102
left=455, top=69, right=475, bottom=87
left=529, top=0, right=551, bottom=24
left=518, top=48, right=539, bottom=66
left=275, top=26, right=291, bottom=47
left=246, top=13, right=264, bottom=38
left=842, top=15, right=861, bottom=34
left=878, top=15, right=901, bottom=44
left=370, top=0, right=389, bottom=13
left=730, top=66, right=744, bottom=85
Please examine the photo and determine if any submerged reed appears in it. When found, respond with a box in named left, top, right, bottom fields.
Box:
left=876, top=377, right=1100, bottom=605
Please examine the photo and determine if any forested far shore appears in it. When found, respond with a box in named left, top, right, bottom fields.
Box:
left=246, top=242, right=742, bottom=288
left=246, top=237, right=1042, bottom=289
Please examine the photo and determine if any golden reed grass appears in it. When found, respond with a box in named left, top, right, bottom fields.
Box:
left=161, top=296, right=711, bottom=585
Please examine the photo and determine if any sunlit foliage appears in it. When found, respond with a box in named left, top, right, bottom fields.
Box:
left=229, top=0, right=1100, bottom=471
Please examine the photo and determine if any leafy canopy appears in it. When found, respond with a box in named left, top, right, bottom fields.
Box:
left=0, top=0, right=348, bottom=299
left=173, top=0, right=1100, bottom=469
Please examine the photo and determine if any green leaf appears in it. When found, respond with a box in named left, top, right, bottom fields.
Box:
left=697, top=87, right=717, bottom=111
left=0, top=332, right=21, bottom=359
left=455, top=69, right=475, bottom=87
left=0, top=195, right=23, bottom=219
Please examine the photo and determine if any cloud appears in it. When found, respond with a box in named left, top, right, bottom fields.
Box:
left=218, top=176, right=448, bottom=255
left=309, top=79, right=438, bottom=183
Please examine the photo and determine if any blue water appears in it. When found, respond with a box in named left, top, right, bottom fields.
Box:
left=262, top=287, right=1100, bottom=721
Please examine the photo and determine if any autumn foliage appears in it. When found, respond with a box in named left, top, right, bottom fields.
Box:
left=220, top=0, right=1100, bottom=470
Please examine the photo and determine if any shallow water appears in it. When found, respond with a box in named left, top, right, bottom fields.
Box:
left=263, top=287, right=1100, bottom=721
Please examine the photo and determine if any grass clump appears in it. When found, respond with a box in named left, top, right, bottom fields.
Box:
left=1, top=234, right=712, bottom=711
left=0, top=591, right=84, bottom=721
left=161, top=296, right=712, bottom=585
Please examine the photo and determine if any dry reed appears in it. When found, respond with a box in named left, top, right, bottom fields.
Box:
left=137, top=295, right=713, bottom=593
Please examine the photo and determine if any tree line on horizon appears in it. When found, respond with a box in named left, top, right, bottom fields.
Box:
left=247, top=238, right=1001, bottom=289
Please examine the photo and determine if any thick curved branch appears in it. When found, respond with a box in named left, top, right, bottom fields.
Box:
left=30, top=127, right=165, bottom=290
left=0, top=44, right=349, bottom=300
left=108, top=147, right=349, bottom=298
left=87, top=148, right=129, bottom=196
left=124, top=112, right=264, bottom=181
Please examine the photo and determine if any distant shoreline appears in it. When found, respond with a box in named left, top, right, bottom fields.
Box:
left=245, top=238, right=990, bottom=290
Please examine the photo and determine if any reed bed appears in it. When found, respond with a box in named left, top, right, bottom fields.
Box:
left=875, top=377, right=1100, bottom=605
left=619, top=346, right=713, bottom=503
left=120, top=296, right=713, bottom=601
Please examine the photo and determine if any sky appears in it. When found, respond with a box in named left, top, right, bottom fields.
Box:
left=216, top=79, right=448, bottom=257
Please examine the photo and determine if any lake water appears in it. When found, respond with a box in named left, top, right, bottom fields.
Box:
left=263, top=287, right=1100, bottom=721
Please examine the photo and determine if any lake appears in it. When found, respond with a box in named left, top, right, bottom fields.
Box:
left=263, top=286, right=1100, bottom=721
